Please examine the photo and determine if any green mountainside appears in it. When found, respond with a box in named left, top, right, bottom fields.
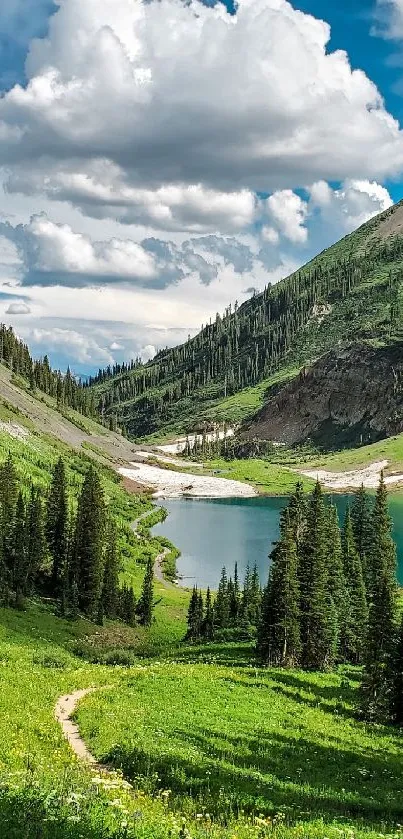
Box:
left=89, top=200, right=403, bottom=441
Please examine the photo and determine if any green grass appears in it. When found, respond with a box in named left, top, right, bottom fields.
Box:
left=207, top=458, right=315, bottom=494
left=77, top=661, right=403, bottom=839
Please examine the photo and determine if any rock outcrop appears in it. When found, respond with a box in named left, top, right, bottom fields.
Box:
left=242, top=342, right=403, bottom=448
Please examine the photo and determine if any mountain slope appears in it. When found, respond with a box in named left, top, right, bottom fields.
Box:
left=89, top=200, right=403, bottom=440
left=242, top=342, right=403, bottom=448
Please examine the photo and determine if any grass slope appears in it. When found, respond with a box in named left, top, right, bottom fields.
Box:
left=77, top=660, right=403, bottom=839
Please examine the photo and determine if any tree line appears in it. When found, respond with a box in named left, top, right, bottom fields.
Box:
left=186, top=563, right=261, bottom=641
left=186, top=476, right=403, bottom=725
left=0, top=324, right=93, bottom=416
left=0, top=455, right=154, bottom=628
left=90, top=230, right=403, bottom=436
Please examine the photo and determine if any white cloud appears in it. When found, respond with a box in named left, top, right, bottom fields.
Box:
left=23, top=215, right=158, bottom=280
left=261, top=226, right=280, bottom=244
left=110, top=341, right=124, bottom=351
left=266, top=190, right=308, bottom=243
left=6, top=301, right=31, bottom=314
left=374, top=0, right=403, bottom=39
left=0, top=0, right=402, bottom=221
left=30, top=326, right=114, bottom=365
left=140, top=344, right=156, bottom=362
left=309, top=179, right=393, bottom=231
left=6, top=164, right=257, bottom=233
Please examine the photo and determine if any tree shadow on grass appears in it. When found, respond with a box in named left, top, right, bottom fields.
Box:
left=104, top=724, right=403, bottom=827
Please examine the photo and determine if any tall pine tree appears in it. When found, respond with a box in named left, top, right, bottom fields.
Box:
left=72, top=466, right=105, bottom=620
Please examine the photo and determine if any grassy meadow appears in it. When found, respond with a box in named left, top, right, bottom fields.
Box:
left=77, top=660, right=403, bottom=839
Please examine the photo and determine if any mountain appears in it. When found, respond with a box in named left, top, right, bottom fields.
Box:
left=241, top=342, right=403, bottom=449
left=88, top=200, right=403, bottom=441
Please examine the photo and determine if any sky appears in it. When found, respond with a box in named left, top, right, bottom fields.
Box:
left=1, top=0, right=403, bottom=373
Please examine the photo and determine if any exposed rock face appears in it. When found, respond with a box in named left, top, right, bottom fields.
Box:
left=242, top=343, right=403, bottom=447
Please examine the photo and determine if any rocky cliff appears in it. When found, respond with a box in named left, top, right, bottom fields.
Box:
left=242, top=342, right=403, bottom=448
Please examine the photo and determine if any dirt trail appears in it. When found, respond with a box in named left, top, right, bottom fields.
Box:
left=55, top=689, right=101, bottom=765
left=131, top=510, right=177, bottom=589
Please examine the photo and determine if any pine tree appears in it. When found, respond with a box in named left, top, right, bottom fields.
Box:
left=11, top=492, right=27, bottom=607
left=101, top=519, right=120, bottom=619
left=342, top=508, right=368, bottom=664
left=229, top=563, right=241, bottom=625
left=202, top=587, right=214, bottom=640
left=361, top=475, right=397, bottom=719
left=287, top=481, right=307, bottom=552
left=325, top=503, right=348, bottom=658
left=249, top=564, right=262, bottom=625
left=137, top=557, right=154, bottom=627
left=26, top=486, right=47, bottom=594
left=351, top=485, right=374, bottom=595
left=46, top=457, right=68, bottom=595
left=72, top=466, right=106, bottom=619
left=257, top=510, right=301, bottom=666
left=299, top=482, right=335, bottom=671
left=0, top=453, right=18, bottom=572
left=214, top=567, right=230, bottom=628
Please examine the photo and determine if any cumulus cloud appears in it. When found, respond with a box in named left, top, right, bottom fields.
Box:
left=0, top=0, right=403, bottom=219
left=30, top=326, right=114, bottom=365
left=309, top=179, right=393, bottom=231
left=266, top=190, right=308, bottom=244
left=374, top=0, right=403, bottom=39
left=6, top=163, right=257, bottom=233
left=140, top=344, right=156, bottom=362
left=6, top=301, right=31, bottom=314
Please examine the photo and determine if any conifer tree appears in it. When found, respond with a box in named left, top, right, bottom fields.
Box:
left=361, top=475, right=397, bottom=719
left=202, top=587, right=214, bottom=640
left=11, top=492, right=27, bottom=607
left=325, top=503, right=348, bottom=657
left=249, top=564, right=262, bottom=625
left=26, top=486, right=47, bottom=594
left=299, top=482, right=335, bottom=670
left=72, top=466, right=105, bottom=619
left=257, top=510, right=301, bottom=666
left=101, top=519, right=120, bottom=619
left=0, top=453, right=18, bottom=571
left=351, top=484, right=374, bottom=594
left=287, top=481, right=307, bottom=552
left=186, top=586, right=204, bottom=640
left=46, top=457, right=68, bottom=594
left=137, top=557, right=154, bottom=627
left=342, top=507, right=368, bottom=664
left=214, top=567, right=230, bottom=628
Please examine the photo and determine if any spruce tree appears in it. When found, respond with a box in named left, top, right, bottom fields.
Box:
left=342, top=507, right=368, bottom=664
left=287, top=481, right=307, bottom=552
left=299, top=482, right=335, bottom=670
left=362, top=475, right=397, bottom=719
left=101, top=519, right=120, bottom=619
left=46, top=457, right=68, bottom=595
left=11, top=492, right=27, bottom=607
left=72, top=466, right=105, bottom=619
left=214, top=567, right=230, bottom=628
left=257, top=510, right=301, bottom=666
left=137, top=557, right=154, bottom=627
left=202, top=587, right=214, bottom=640
left=325, top=504, right=348, bottom=658
left=351, top=484, right=374, bottom=594
left=0, top=453, right=18, bottom=572
left=26, top=486, right=47, bottom=594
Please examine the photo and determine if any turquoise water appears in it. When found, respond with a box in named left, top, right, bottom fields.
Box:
left=153, top=495, right=403, bottom=589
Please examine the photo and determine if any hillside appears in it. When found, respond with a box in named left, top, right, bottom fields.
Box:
left=242, top=342, right=403, bottom=448
left=89, top=200, right=403, bottom=440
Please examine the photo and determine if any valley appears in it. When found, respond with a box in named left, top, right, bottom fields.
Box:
left=2, top=199, right=403, bottom=839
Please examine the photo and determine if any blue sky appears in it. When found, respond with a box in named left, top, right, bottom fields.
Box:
left=0, top=0, right=403, bottom=373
